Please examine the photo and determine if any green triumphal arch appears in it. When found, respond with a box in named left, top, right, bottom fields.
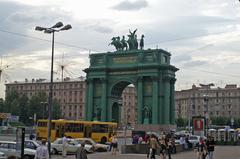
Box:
left=84, top=31, right=178, bottom=130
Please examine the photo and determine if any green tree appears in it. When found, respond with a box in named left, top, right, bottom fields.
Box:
left=28, top=92, right=47, bottom=124
left=0, top=98, right=4, bottom=112
left=52, top=99, right=61, bottom=119
left=4, top=90, right=19, bottom=113
left=176, top=117, right=187, bottom=127
left=211, top=116, right=229, bottom=125
left=2, top=90, right=62, bottom=125
left=18, top=94, right=29, bottom=123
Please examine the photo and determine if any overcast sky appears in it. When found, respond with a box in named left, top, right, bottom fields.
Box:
left=1, top=0, right=240, bottom=98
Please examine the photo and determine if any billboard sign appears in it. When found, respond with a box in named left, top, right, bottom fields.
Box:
left=192, top=116, right=205, bottom=136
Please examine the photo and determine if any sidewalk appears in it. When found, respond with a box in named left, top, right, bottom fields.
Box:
left=52, top=146, right=240, bottom=159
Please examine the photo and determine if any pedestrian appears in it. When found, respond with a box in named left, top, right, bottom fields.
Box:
left=195, top=137, right=205, bottom=159
left=29, top=133, right=35, bottom=140
left=179, top=136, right=185, bottom=150
left=159, top=137, right=166, bottom=159
left=206, top=136, right=215, bottom=159
left=166, top=137, right=172, bottom=159
left=143, top=134, right=149, bottom=143
left=132, top=135, right=138, bottom=144
left=138, top=136, right=143, bottom=144
left=111, top=134, right=118, bottom=155
left=149, top=134, right=159, bottom=159
left=185, top=135, right=190, bottom=149
left=34, top=139, right=49, bottom=159
left=146, top=136, right=151, bottom=158
left=109, top=134, right=113, bottom=151
left=76, top=142, right=87, bottom=159
left=171, top=137, right=176, bottom=154
left=62, top=135, right=68, bottom=157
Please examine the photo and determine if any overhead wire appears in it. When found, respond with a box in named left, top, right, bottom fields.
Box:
left=0, top=27, right=239, bottom=52
left=0, top=28, right=97, bottom=52
left=146, top=29, right=239, bottom=47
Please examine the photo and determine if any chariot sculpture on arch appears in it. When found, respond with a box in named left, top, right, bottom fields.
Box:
left=109, top=29, right=145, bottom=51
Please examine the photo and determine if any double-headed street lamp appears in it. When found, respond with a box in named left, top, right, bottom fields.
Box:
left=199, top=83, right=214, bottom=135
left=35, top=22, right=72, bottom=157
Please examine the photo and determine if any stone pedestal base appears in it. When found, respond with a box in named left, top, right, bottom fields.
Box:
left=134, top=124, right=176, bottom=132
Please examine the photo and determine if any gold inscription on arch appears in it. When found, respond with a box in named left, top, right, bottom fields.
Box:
left=112, top=56, right=137, bottom=64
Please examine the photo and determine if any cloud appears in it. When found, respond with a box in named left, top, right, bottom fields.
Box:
left=0, top=0, right=73, bottom=56
left=83, top=22, right=113, bottom=34
left=172, top=54, right=192, bottom=63
left=183, top=60, right=208, bottom=68
left=112, top=0, right=148, bottom=11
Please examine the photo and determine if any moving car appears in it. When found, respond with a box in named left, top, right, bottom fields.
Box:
left=75, top=138, right=109, bottom=152
left=51, top=138, right=93, bottom=154
left=0, top=141, right=35, bottom=159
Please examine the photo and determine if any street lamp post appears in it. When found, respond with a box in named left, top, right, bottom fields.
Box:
left=199, top=83, right=214, bottom=136
left=35, top=22, right=72, bottom=157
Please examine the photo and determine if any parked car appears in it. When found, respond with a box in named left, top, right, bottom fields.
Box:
left=188, top=135, right=201, bottom=147
left=0, top=152, right=6, bottom=159
left=0, top=141, right=35, bottom=159
left=14, top=140, right=40, bottom=150
left=51, top=138, right=93, bottom=155
left=75, top=138, right=109, bottom=152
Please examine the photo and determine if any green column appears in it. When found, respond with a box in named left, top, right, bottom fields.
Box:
left=170, top=79, right=176, bottom=124
left=84, top=80, right=89, bottom=121
left=163, top=79, right=170, bottom=124
left=101, top=78, right=107, bottom=121
left=87, top=79, right=94, bottom=121
left=152, top=77, right=159, bottom=124
left=159, top=78, right=163, bottom=124
left=137, top=77, right=143, bottom=124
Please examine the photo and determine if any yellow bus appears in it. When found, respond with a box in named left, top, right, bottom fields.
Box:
left=36, top=119, right=117, bottom=143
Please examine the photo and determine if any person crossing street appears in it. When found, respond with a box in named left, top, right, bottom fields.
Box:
left=34, top=139, right=49, bottom=159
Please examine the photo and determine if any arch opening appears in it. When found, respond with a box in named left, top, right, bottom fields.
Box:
left=110, top=81, right=136, bottom=128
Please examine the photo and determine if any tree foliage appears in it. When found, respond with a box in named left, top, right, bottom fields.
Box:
left=2, top=91, right=61, bottom=125
left=176, top=117, right=188, bottom=127
left=210, top=116, right=240, bottom=128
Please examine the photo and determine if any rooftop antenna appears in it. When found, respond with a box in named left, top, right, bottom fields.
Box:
left=0, top=56, right=10, bottom=82
left=56, top=53, right=75, bottom=82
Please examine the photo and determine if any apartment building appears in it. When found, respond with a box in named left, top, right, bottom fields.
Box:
left=175, top=84, right=240, bottom=119
left=5, top=77, right=86, bottom=120
left=121, top=85, right=137, bottom=127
